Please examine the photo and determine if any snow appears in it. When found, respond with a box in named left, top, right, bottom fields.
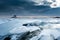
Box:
left=10, top=26, right=29, bottom=34
left=31, top=29, right=60, bottom=40
left=38, top=35, right=54, bottom=40
left=9, top=18, right=60, bottom=40
left=0, top=19, right=22, bottom=35
left=1, top=18, right=60, bottom=40
left=10, top=26, right=40, bottom=34
left=11, top=35, right=17, bottom=40
left=30, top=35, right=54, bottom=40
left=0, top=19, right=9, bottom=24
left=29, top=29, right=60, bottom=40
left=42, top=29, right=60, bottom=38
left=30, top=36, right=38, bottom=40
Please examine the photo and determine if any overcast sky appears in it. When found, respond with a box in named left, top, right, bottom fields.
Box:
left=0, top=0, right=60, bottom=16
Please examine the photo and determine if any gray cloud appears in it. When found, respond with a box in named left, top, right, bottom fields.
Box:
left=0, top=0, right=52, bottom=16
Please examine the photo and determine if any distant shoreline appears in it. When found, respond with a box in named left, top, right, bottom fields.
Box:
left=0, top=16, right=60, bottom=19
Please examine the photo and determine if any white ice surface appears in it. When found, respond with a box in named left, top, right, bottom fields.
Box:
left=0, top=18, right=60, bottom=40
left=10, top=26, right=40, bottom=34
left=36, top=29, right=60, bottom=39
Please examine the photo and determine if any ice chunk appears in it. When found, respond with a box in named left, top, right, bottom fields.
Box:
left=10, top=26, right=29, bottom=34
left=10, top=26, right=40, bottom=34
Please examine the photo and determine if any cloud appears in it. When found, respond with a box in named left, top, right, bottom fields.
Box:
left=50, top=0, right=60, bottom=8
left=0, top=0, right=51, bottom=16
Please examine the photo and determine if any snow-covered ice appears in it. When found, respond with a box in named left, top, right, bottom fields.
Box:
left=0, top=18, right=60, bottom=40
left=10, top=26, right=40, bottom=34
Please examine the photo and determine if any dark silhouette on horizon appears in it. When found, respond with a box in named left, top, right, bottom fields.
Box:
left=11, top=15, right=17, bottom=18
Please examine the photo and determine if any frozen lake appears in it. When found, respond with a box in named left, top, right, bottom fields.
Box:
left=0, top=18, right=60, bottom=40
